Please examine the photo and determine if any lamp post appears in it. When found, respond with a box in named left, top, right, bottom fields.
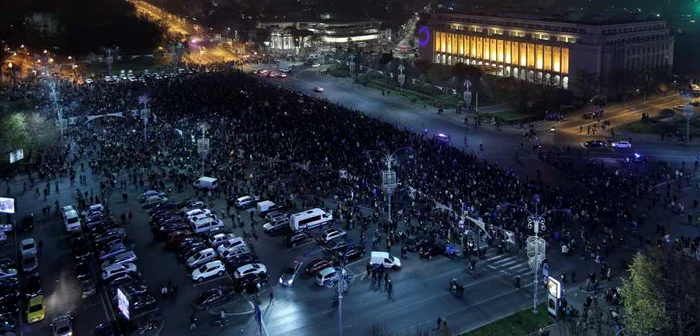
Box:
left=366, top=147, right=412, bottom=225
left=105, top=48, right=115, bottom=76
left=334, top=246, right=351, bottom=336
left=684, top=93, right=693, bottom=143
left=348, top=54, right=355, bottom=76
left=196, top=123, right=210, bottom=175
left=397, top=64, right=406, bottom=91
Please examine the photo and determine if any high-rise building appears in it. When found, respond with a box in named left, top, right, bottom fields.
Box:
left=418, top=11, right=674, bottom=92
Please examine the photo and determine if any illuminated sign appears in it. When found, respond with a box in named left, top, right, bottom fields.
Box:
left=8, top=149, right=23, bottom=164
left=547, top=277, right=562, bottom=299
left=0, top=198, right=15, bottom=214
left=418, top=26, right=431, bottom=47
left=116, top=287, right=130, bottom=320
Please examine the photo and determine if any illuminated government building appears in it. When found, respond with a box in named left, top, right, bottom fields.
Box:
left=418, top=11, right=674, bottom=91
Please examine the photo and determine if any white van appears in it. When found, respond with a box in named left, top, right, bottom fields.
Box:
left=63, top=210, right=81, bottom=232
left=191, top=217, right=224, bottom=234
left=369, top=251, right=402, bottom=269
left=289, top=208, right=333, bottom=231
left=256, top=201, right=276, bottom=214
left=193, top=176, right=218, bottom=190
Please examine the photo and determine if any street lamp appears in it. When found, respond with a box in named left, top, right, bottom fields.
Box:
left=683, top=93, right=694, bottom=143
left=348, top=54, right=355, bottom=76
left=366, top=147, right=412, bottom=225
left=196, top=123, right=210, bottom=176
left=397, top=64, right=406, bottom=91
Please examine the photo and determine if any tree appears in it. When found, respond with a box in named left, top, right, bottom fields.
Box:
left=622, top=248, right=700, bottom=336
left=572, top=69, right=599, bottom=100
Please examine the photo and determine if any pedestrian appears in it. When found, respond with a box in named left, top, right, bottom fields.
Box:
left=515, top=275, right=521, bottom=288
left=190, top=313, right=197, bottom=331
left=37, top=240, right=43, bottom=255
left=161, top=285, right=168, bottom=298
left=128, top=211, right=133, bottom=223
left=269, top=290, right=274, bottom=303
left=437, top=316, right=442, bottom=330
left=570, top=270, right=576, bottom=283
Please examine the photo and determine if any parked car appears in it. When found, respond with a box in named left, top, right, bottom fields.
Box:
left=26, top=294, right=45, bottom=323
left=233, top=263, right=267, bottom=279
left=192, top=260, right=226, bottom=282
left=98, top=243, right=131, bottom=260
left=584, top=140, right=606, bottom=148
left=318, top=228, right=347, bottom=244
left=130, top=295, right=157, bottom=314
left=75, top=262, right=91, bottom=281
left=22, top=274, right=42, bottom=298
left=51, top=314, right=74, bottom=336
left=81, top=278, right=97, bottom=298
left=21, top=254, right=39, bottom=273
left=659, top=108, right=675, bottom=116
left=336, top=246, right=366, bottom=262
left=284, top=232, right=309, bottom=248
left=20, top=238, right=38, bottom=256
left=405, top=236, right=433, bottom=252
left=193, top=287, right=233, bottom=310
left=233, top=272, right=269, bottom=293
left=233, top=196, right=259, bottom=209
left=305, top=258, right=334, bottom=275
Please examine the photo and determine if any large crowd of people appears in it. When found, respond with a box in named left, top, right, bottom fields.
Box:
left=2, top=61, right=681, bottom=297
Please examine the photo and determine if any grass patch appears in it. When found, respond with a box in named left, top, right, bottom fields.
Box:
left=619, top=114, right=700, bottom=137
left=366, top=80, right=462, bottom=109
left=480, top=111, right=539, bottom=124
left=462, top=303, right=552, bottom=336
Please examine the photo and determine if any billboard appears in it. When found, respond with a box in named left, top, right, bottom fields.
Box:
left=116, top=287, right=131, bottom=320
left=8, top=149, right=24, bottom=164
left=0, top=198, right=15, bottom=214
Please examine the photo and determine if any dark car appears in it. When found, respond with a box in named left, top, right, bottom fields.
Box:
left=0, top=258, right=16, bottom=271
left=81, top=278, right=97, bottom=298
left=72, top=241, right=92, bottom=261
left=149, top=201, right=177, bottom=215
left=178, top=244, right=207, bottom=262
left=337, top=246, right=366, bottom=262
left=0, top=300, right=19, bottom=316
left=584, top=140, right=605, bottom=148
left=305, top=257, right=334, bottom=275
left=168, top=236, right=202, bottom=250
left=22, top=274, right=42, bottom=298
left=419, top=241, right=447, bottom=259
left=284, top=232, right=309, bottom=248
left=224, top=254, right=260, bottom=270
left=659, top=108, right=675, bottom=116
left=152, top=223, right=189, bottom=239
left=0, top=277, right=18, bottom=289
left=130, top=295, right=157, bottom=314
left=324, top=240, right=349, bottom=253
left=18, top=215, right=34, bottom=232
left=108, top=279, right=149, bottom=300
left=193, top=287, right=233, bottom=310
left=94, top=236, right=129, bottom=251
left=0, top=315, right=15, bottom=333
left=104, top=273, right=139, bottom=288
left=406, top=236, right=433, bottom=252
left=75, top=262, right=91, bottom=281
left=93, top=229, right=126, bottom=245
left=0, top=287, right=19, bottom=303
left=233, top=273, right=269, bottom=293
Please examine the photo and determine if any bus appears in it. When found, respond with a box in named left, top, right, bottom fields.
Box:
left=289, top=208, right=333, bottom=231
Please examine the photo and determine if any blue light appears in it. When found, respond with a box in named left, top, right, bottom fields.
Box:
left=634, top=153, right=640, bottom=158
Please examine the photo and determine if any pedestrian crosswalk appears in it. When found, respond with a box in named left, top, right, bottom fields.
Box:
left=484, top=254, right=533, bottom=279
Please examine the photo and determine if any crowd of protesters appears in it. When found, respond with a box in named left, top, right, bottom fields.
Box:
left=3, top=61, right=696, bottom=318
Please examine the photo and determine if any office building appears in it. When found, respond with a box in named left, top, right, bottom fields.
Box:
left=418, top=11, right=674, bottom=91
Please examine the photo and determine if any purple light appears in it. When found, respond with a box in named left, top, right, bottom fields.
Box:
left=418, top=26, right=430, bottom=48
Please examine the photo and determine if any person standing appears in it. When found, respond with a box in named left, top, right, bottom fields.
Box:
left=190, top=313, right=197, bottom=331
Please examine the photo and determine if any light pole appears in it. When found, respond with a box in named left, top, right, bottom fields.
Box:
left=334, top=247, right=351, bottom=336
left=366, top=147, right=412, bottom=225
left=196, top=123, right=210, bottom=176
left=684, top=93, right=693, bottom=143
left=139, top=95, right=150, bottom=143
left=397, top=64, right=405, bottom=91
left=104, top=47, right=116, bottom=76
left=348, top=54, right=355, bottom=76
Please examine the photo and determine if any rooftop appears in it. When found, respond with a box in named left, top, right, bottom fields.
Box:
left=433, top=9, right=662, bottom=26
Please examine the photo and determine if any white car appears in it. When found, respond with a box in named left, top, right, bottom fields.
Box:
left=233, top=263, right=267, bottom=279
left=216, top=237, right=246, bottom=254
left=185, top=208, right=212, bottom=219
left=610, top=140, right=632, bottom=149
left=20, top=238, right=38, bottom=256
left=234, top=196, right=258, bottom=209
left=318, top=228, right=346, bottom=244
left=311, top=63, right=321, bottom=67
left=191, top=260, right=225, bottom=282
left=218, top=245, right=251, bottom=260
left=104, top=76, right=112, bottom=82
left=313, top=86, right=324, bottom=93
left=51, top=314, right=74, bottom=336
left=279, top=68, right=291, bottom=73
left=101, top=262, right=137, bottom=280
left=208, top=233, right=237, bottom=247
left=278, top=73, right=287, bottom=78
left=84, top=78, right=94, bottom=84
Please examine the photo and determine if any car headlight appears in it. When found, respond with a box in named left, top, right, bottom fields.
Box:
left=279, top=278, right=284, bottom=284
left=287, top=279, right=293, bottom=285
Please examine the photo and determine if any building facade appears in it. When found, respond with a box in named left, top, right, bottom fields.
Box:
left=418, top=12, right=674, bottom=92
left=258, top=20, right=385, bottom=50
